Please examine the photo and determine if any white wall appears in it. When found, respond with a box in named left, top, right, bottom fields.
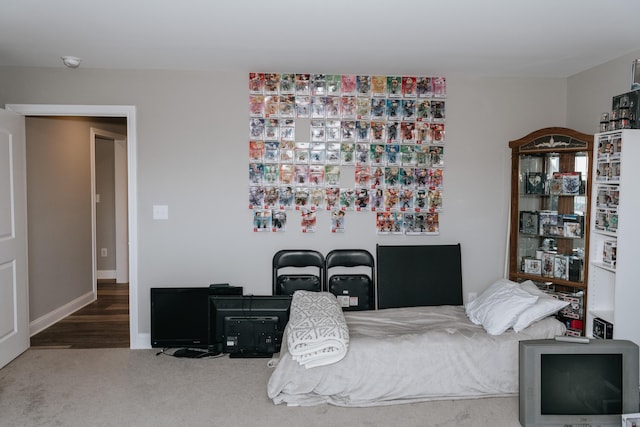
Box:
left=0, top=65, right=610, bottom=343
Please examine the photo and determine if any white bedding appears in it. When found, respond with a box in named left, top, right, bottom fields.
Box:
left=267, top=305, right=565, bottom=407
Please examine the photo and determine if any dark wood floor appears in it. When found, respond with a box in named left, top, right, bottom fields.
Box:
left=30, top=281, right=130, bottom=349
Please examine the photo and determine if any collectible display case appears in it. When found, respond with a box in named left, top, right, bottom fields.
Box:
left=508, top=127, right=593, bottom=336
left=586, top=130, right=640, bottom=347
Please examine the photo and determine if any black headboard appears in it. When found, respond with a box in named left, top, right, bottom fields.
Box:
left=376, top=244, right=463, bottom=309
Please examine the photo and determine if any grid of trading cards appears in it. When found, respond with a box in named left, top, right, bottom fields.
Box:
left=248, top=73, right=446, bottom=234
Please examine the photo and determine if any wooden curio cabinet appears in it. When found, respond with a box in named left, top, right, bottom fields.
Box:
left=508, top=127, right=593, bottom=336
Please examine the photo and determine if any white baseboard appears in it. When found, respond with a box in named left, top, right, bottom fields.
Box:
left=97, top=270, right=116, bottom=280
left=133, top=333, right=151, bottom=349
left=29, top=290, right=96, bottom=337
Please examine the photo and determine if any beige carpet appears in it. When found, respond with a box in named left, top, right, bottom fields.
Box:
left=0, top=348, right=522, bottom=427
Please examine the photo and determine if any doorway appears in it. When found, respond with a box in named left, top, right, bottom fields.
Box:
left=5, top=104, right=140, bottom=349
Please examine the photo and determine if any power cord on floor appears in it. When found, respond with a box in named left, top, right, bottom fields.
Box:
left=155, top=347, right=226, bottom=359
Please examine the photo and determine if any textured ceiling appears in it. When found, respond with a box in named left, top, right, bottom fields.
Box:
left=1, top=0, right=639, bottom=78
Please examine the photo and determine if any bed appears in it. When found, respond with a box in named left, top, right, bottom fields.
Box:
left=267, top=245, right=568, bottom=407
left=267, top=303, right=565, bottom=407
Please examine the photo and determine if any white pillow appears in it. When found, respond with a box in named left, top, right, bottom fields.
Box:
left=512, top=280, right=570, bottom=332
left=465, top=278, right=539, bottom=335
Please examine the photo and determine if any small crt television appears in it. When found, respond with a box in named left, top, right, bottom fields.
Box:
left=519, top=338, right=640, bottom=427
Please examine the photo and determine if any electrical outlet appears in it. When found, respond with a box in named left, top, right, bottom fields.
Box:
left=101, top=248, right=107, bottom=257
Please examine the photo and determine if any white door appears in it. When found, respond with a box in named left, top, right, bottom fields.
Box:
left=0, top=108, right=29, bottom=369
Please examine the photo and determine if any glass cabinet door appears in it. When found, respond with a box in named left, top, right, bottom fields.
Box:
left=515, top=151, right=589, bottom=283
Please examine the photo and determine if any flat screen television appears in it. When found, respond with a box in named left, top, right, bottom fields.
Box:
left=150, top=286, right=242, bottom=351
left=519, top=338, right=640, bottom=427
left=209, top=295, right=291, bottom=357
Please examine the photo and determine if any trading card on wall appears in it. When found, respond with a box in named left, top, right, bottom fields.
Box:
left=294, top=165, right=309, bottom=186
left=341, top=74, right=356, bottom=95
left=310, top=120, right=326, bottom=142
left=356, top=121, right=370, bottom=142
left=310, top=142, right=326, bottom=164
left=355, top=164, right=370, bottom=186
left=249, top=140, right=265, bottom=163
left=341, top=96, right=356, bottom=118
left=249, top=185, right=265, bottom=209
left=376, top=211, right=392, bottom=234
left=280, top=118, right=295, bottom=141
left=295, top=95, right=310, bottom=118
left=401, top=145, right=416, bottom=166
left=402, top=76, right=417, bottom=97
left=331, top=209, right=346, bottom=233
left=325, top=142, right=340, bottom=164
left=387, top=76, right=402, bottom=97
left=416, top=100, right=431, bottom=121
left=249, top=163, right=264, bottom=185
left=370, top=188, right=384, bottom=211
left=370, top=166, right=384, bottom=188
left=249, top=72, right=264, bottom=94
left=386, top=99, right=400, bottom=120
left=311, top=73, right=326, bottom=96
left=264, top=95, right=279, bottom=117
left=340, top=188, right=355, bottom=210
left=264, top=73, right=280, bottom=94
left=385, top=145, right=400, bottom=166
left=309, top=164, right=325, bottom=187
left=370, top=121, right=386, bottom=142
left=428, top=168, right=444, bottom=188
left=263, top=164, right=279, bottom=185
left=271, top=210, right=287, bottom=232
left=384, top=187, right=399, bottom=210
left=404, top=213, right=418, bottom=234
left=294, top=187, right=309, bottom=208
left=340, top=143, right=355, bottom=165
left=370, top=144, right=385, bottom=165
left=431, top=100, right=445, bottom=121
left=399, top=188, right=414, bottom=211
left=300, top=208, right=316, bottom=233
left=324, top=186, right=340, bottom=210
left=401, top=122, right=416, bottom=142
left=432, top=76, right=446, bottom=97
left=427, top=189, right=443, bottom=212
left=429, top=146, right=444, bottom=167
left=249, top=94, right=265, bottom=117
left=279, top=141, right=294, bottom=163
left=356, top=75, right=371, bottom=96
left=431, top=123, right=445, bottom=144
left=414, top=167, right=429, bottom=188
left=325, top=122, right=341, bottom=142
left=413, top=188, right=427, bottom=211
left=371, top=98, right=387, bottom=119
left=401, top=99, right=416, bottom=120
left=326, top=74, right=341, bottom=95
left=279, top=186, right=294, bottom=209
left=325, top=97, right=340, bottom=118
left=249, top=118, right=265, bottom=139
left=371, top=75, right=387, bottom=97
left=387, top=121, right=399, bottom=142
left=341, top=120, right=356, bottom=141
left=264, top=118, right=279, bottom=140
left=324, top=165, right=341, bottom=186
left=356, top=143, right=370, bottom=164
left=355, top=188, right=370, bottom=211
left=279, top=95, right=295, bottom=117
left=308, top=187, right=324, bottom=209
left=253, top=209, right=271, bottom=232
left=279, top=73, right=295, bottom=94
left=263, top=186, right=279, bottom=209
left=295, top=73, right=310, bottom=95
left=310, top=96, right=325, bottom=118
left=279, top=164, right=294, bottom=185
left=416, top=122, right=431, bottom=144
left=425, top=212, right=439, bottom=234
left=356, top=98, right=371, bottom=119
left=400, top=167, right=414, bottom=186
left=264, top=141, right=279, bottom=163
left=294, top=142, right=310, bottom=164
left=416, top=77, right=432, bottom=98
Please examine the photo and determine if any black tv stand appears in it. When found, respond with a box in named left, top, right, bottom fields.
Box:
left=229, top=352, right=273, bottom=359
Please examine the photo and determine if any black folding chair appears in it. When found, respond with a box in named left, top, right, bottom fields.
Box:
left=324, top=249, right=375, bottom=311
left=272, top=249, right=324, bottom=296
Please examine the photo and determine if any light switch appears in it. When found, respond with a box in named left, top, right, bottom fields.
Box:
left=153, top=205, right=169, bottom=220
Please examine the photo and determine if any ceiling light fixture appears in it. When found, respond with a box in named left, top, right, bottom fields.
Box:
left=61, top=56, right=81, bottom=68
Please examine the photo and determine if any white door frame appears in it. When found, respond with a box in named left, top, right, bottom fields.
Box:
left=5, top=104, right=141, bottom=349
